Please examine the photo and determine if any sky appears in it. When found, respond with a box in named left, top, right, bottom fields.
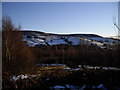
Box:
left=2, top=2, right=118, bottom=37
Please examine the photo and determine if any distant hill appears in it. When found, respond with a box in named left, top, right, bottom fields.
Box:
left=21, top=30, right=120, bottom=48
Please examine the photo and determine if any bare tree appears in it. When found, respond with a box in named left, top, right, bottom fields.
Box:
left=2, top=17, right=35, bottom=74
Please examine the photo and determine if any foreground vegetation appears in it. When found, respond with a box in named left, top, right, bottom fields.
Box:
left=2, top=67, right=120, bottom=89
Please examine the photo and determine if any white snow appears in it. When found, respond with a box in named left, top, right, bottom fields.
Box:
left=47, top=39, right=67, bottom=45
left=92, top=84, right=106, bottom=89
left=68, top=37, right=80, bottom=45
left=81, top=85, right=86, bottom=89
left=10, top=74, right=41, bottom=81
left=54, top=85, right=65, bottom=88
left=50, top=84, right=108, bottom=89
left=63, top=67, right=71, bottom=70
left=77, top=65, right=120, bottom=71
left=22, top=31, right=120, bottom=47
left=65, top=84, right=74, bottom=88
left=37, top=35, right=46, bottom=39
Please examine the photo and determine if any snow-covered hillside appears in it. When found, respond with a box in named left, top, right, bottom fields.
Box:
left=22, top=31, right=120, bottom=48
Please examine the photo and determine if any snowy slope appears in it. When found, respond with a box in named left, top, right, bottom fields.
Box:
left=68, top=37, right=80, bottom=45
left=21, top=31, right=120, bottom=48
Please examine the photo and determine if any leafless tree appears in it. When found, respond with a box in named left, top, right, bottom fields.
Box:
left=2, top=17, right=35, bottom=74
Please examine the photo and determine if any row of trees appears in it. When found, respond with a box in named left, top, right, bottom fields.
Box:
left=2, top=17, right=35, bottom=74
left=30, top=44, right=120, bottom=68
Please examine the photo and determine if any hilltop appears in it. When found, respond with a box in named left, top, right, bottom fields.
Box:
left=21, top=30, right=120, bottom=48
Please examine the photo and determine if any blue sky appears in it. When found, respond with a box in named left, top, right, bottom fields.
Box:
left=3, top=2, right=118, bottom=37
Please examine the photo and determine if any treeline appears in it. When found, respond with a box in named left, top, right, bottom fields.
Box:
left=30, top=44, right=120, bottom=68
left=2, top=17, right=35, bottom=75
